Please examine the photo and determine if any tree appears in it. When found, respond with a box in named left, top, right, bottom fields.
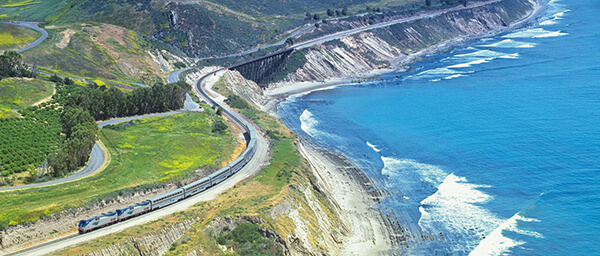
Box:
left=335, top=10, right=341, bottom=16
left=50, top=74, right=62, bottom=83
left=285, top=37, right=294, bottom=46
left=60, top=107, right=95, bottom=139
left=304, top=12, right=312, bottom=20
left=212, top=119, right=228, bottom=133
left=342, top=7, right=348, bottom=16
left=0, top=51, right=27, bottom=78
left=327, top=9, right=334, bottom=16
left=426, top=0, right=432, bottom=6
left=216, top=106, right=223, bottom=116
left=313, top=13, right=320, bottom=20
left=63, top=77, right=74, bottom=85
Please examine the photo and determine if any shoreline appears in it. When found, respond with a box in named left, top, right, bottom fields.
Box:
left=265, top=0, right=546, bottom=254
left=296, top=139, right=394, bottom=255
left=264, top=0, right=545, bottom=111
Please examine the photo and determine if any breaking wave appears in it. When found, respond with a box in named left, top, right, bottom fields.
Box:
left=300, top=109, right=319, bottom=137
left=481, top=39, right=537, bottom=48
left=469, top=213, right=543, bottom=256
left=503, top=28, right=568, bottom=39
left=381, top=157, right=542, bottom=255
left=366, top=141, right=381, bottom=152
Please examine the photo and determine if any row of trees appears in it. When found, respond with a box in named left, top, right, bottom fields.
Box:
left=47, top=107, right=97, bottom=177
left=56, top=81, right=190, bottom=121
left=304, top=7, right=349, bottom=21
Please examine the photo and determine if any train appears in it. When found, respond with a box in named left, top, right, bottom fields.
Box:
left=78, top=70, right=258, bottom=234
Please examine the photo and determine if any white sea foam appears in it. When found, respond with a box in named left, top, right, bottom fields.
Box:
left=416, top=67, right=461, bottom=76
left=382, top=157, right=543, bottom=254
left=366, top=141, right=381, bottom=152
left=448, top=59, right=489, bottom=68
left=554, top=10, right=570, bottom=18
left=448, top=49, right=518, bottom=69
left=503, top=28, right=567, bottom=39
left=444, top=74, right=467, bottom=80
left=533, top=30, right=568, bottom=38
left=418, top=174, right=498, bottom=247
left=469, top=213, right=543, bottom=256
left=500, top=53, right=520, bottom=59
left=540, top=9, right=569, bottom=26
left=540, top=19, right=557, bottom=26
left=381, top=157, right=445, bottom=184
left=300, top=109, right=319, bottom=137
left=481, top=39, right=537, bottom=49
left=455, top=49, right=506, bottom=58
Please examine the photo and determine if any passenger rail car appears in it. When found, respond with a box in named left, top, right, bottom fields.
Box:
left=149, top=188, right=184, bottom=210
left=183, top=177, right=211, bottom=198
left=77, top=69, right=259, bottom=234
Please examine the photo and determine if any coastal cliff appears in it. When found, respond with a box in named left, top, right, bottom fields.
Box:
left=271, top=0, right=537, bottom=88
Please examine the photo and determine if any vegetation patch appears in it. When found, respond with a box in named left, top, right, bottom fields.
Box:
left=0, top=0, right=41, bottom=8
left=0, top=23, right=39, bottom=51
left=21, top=23, right=164, bottom=85
left=215, top=222, right=284, bottom=256
left=0, top=77, right=54, bottom=117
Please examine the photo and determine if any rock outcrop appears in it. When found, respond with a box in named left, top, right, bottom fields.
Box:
left=273, top=0, right=537, bottom=87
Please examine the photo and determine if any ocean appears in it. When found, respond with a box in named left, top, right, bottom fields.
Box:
left=277, top=0, right=600, bottom=255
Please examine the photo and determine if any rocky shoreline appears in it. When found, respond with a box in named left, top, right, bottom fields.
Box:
left=261, top=0, right=544, bottom=109
left=256, top=0, right=545, bottom=254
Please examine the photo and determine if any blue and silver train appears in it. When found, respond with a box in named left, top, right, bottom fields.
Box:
left=78, top=70, right=258, bottom=234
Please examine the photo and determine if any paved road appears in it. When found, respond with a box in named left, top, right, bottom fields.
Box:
left=168, top=67, right=191, bottom=83
left=2, top=21, right=49, bottom=53
left=7, top=68, right=268, bottom=256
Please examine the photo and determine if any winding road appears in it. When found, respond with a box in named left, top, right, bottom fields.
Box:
left=2, top=21, right=49, bottom=53
left=6, top=68, right=269, bottom=256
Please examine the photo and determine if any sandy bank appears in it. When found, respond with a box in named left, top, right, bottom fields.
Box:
left=297, top=140, right=392, bottom=255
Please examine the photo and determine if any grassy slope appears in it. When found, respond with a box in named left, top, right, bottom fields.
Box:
left=53, top=90, right=341, bottom=255
left=0, top=23, right=40, bottom=51
left=21, top=23, right=165, bottom=85
left=0, top=78, right=53, bottom=118
left=1, top=0, right=423, bottom=59
left=0, top=112, right=235, bottom=229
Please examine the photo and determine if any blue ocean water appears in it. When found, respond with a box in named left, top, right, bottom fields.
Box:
left=278, top=0, right=600, bottom=255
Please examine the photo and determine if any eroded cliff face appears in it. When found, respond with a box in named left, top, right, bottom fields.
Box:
left=81, top=220, right=195, bottom=256
left=273, top=0, right=536, bottom=86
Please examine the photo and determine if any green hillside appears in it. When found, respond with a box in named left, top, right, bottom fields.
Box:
left=1, top=0, right=422, bottom=58
left=21, top=23, right=165, bottom=86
